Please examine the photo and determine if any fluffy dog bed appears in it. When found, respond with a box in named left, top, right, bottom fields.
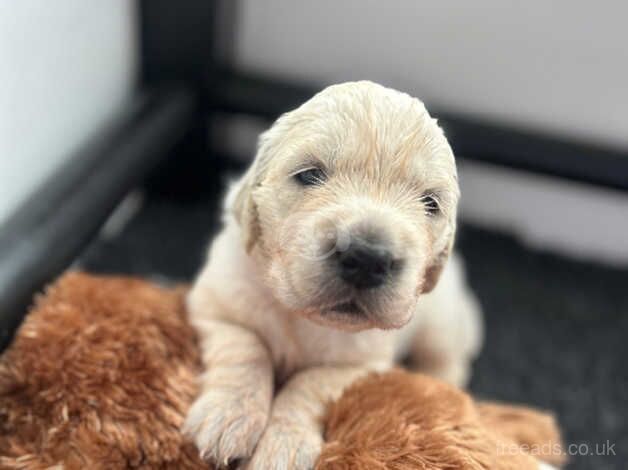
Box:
left=0, top=273, right=564, bottom=469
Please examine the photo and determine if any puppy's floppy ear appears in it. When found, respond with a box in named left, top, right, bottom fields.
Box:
left=230, top=112, right=293, bottom=253
left=230, top=127, right=277, bottom=253
left=231, top=165, right=261, bottom=253
left=421, top=224, right=455, bottom=293
left=421, top=137, right=459, bottom=294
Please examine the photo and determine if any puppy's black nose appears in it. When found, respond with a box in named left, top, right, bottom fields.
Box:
left=337, top=240, right=394, bottom=289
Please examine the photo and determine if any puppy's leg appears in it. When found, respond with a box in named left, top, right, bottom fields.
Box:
left=246, top=365, right=382, bottom=470
left=538, top=463, right=558, bottom=470
left=182, top=319, right=273, bottom=466
left=410, top=254, right=483, bottom=387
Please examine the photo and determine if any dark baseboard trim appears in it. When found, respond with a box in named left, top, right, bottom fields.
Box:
left=0, top=87, right=195, bottom=351
left=207, top=70, right=628, bottom=192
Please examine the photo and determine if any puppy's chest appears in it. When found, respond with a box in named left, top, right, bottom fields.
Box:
left=268, top=317, right=397, bottom=380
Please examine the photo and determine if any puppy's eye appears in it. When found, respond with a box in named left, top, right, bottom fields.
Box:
left=294, top=167, right=327, bottom=186
left=421, top=193, right=440, bottom=216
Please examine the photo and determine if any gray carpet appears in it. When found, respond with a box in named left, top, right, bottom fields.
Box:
left=81, top=171, right=627, bottom=470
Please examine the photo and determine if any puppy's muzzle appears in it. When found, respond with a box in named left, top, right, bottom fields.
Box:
left=334, top=237, right=397, bottom=289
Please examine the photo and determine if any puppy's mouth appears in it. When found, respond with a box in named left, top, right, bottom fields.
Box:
left=300, top=295, right=414, bottom=332
left=326, top=300, right=363, bottom=316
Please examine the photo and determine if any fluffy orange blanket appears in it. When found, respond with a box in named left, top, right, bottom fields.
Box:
left=0, top=273, right=564, bottom=469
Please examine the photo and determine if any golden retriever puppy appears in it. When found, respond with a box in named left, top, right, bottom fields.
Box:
left=183, top=81, right=483, bottom=469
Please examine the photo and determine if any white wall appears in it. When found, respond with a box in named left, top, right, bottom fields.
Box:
left=236, top=0, right=628, bottom=150
left=458, top=161, right=628, bottom=265
left=231, top=0, right=628, bottom=265
left=0, top=0, right=137, bottom=224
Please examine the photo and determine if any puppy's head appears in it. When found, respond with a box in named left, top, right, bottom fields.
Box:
left=232, top=81, right=458, bottom=331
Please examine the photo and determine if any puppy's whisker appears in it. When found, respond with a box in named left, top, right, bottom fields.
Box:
left=310, top=278, right=344, bottom=304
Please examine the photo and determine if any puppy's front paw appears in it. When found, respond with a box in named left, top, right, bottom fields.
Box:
left=182, top=389, right=269, bottom=467
left=245, top=423, right=323, bottom=470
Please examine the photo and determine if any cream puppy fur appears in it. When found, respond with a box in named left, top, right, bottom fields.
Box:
left=183, top=81, right=483, bottom=469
